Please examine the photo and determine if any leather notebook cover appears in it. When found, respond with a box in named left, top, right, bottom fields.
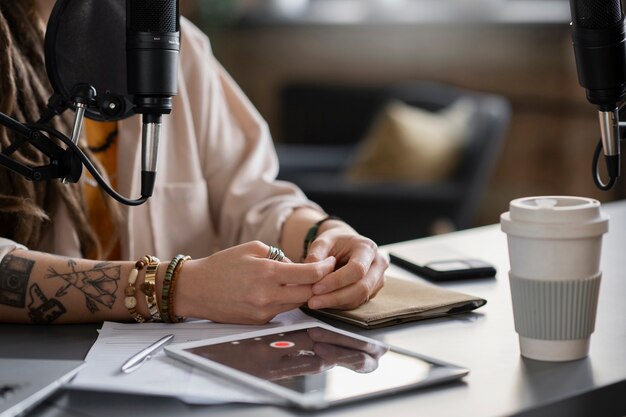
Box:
left=306, top=275, right=487, bottom=329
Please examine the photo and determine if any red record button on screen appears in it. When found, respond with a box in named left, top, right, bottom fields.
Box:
left=270, top=341, right=295, bottom=348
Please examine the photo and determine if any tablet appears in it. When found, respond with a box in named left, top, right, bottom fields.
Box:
left=165, top=322, right=468, bottom=409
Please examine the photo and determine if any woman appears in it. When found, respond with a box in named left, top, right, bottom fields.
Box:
left=0, top=1, right=387, bottom=324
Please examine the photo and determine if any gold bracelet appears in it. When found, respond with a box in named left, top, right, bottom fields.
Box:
left=141, top=255, right=161, bottom=322
left=125, top=256, right=150, bottom=323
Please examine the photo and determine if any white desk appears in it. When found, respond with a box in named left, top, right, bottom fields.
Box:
left=2, top=202, right=626, bottom=417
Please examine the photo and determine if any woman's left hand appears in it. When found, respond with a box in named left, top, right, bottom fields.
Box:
left=303, top=220, right=388, bottom=310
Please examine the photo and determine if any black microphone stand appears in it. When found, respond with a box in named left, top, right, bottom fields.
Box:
left=0, top=85, right=149, bottom=206
left=0, top=111, right=81, bottom=183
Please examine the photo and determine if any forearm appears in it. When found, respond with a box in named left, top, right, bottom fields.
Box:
left=280, top=208, right=354, bottom=262
left=279, top=207, right=327, bottom=261
left=0, top=250, right=163, bottom=324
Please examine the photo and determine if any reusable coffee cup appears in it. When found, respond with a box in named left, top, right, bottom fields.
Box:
left=500, top=196, right=609, bottom=361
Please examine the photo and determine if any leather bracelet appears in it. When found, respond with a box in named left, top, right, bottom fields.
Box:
left=161, top=254, right=187, bottom=323
left=301, top=215, right=342, bottom=261
left=168, top=255, right=191, bottom=323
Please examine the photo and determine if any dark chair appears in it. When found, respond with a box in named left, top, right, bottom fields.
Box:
left=276, top=81, right=511, bottom=245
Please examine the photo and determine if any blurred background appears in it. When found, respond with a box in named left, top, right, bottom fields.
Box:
left=179, top=0, right=624, bottom=243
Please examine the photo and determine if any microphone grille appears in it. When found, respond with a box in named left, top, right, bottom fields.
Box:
left=572, top=0, right=623, bottom=29
left=128, top=0, right=179, bottom=33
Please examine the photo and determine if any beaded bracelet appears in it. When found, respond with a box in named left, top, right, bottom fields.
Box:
left=141, top=255, right=161, bottom=322
left=301, top=215, right=342, bottom=261
left=168, top=255, right=191, bottom=323
left=161, top=254, right=187, bottom=323
left=125, top=256, right=150, bottom=323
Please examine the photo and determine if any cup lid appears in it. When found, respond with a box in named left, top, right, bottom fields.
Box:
left=500, top=196, right=609, bottom=239
left=509, top=196, right=602, bottom=223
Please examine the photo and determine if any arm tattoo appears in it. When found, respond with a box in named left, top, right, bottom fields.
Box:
left=0, top=255, right=34, bottom=308
left=46, top=260, right=120, bottom=314
left=27, top=284, right=66, bottom=324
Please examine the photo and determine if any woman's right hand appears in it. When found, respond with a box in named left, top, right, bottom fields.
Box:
left=174, top=241, right=336, bottom=324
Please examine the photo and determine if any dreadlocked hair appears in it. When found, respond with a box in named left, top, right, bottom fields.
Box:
left=0, top=0, right=120, bottom=259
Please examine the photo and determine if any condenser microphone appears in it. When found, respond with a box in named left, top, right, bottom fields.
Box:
left=126, top=0, right=180, bottom=198
left=569, top=0, right=626, bottom=186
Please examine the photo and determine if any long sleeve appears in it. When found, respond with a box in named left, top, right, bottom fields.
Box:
left=117, top=19, right=322, bottom=261
left=180, top=22, right=321, bottom=249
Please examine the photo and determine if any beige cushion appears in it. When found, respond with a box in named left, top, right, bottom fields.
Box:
left=345, top=98, right=475, bottom=182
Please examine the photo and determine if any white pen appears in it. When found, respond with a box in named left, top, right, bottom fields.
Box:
left=120, top=334, right=175, bottom=374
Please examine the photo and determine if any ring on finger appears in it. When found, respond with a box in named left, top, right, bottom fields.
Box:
left=267, top=246, right=285, bottom=262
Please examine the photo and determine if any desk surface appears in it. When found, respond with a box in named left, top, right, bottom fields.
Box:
left=3, top=202, right=626, bottom=417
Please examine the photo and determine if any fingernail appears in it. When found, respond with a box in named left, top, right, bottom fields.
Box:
left=309, top=299, right=322, bottom=309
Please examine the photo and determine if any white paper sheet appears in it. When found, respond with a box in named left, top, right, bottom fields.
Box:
left=69, top=309, right=319, bottom=404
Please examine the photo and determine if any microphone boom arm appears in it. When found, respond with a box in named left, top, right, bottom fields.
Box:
left=0, top=108, right=148, bottom=206
left=0, top=111, right=79, bottom=182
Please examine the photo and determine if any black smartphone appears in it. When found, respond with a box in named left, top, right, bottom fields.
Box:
left=389, top=253, right=496, bottom=282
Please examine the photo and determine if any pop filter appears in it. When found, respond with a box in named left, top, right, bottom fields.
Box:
left=39, top=0, right=181, bottom=203
left=44, top=0, right=134, bottom=121
left=0, top=0, right=180, bottom=205
left=0, top=0, right=180, bottom=204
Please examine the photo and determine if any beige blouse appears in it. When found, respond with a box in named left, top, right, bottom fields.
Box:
left=0, top=18, right=319, bottom=262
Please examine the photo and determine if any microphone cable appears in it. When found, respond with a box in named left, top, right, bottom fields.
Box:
left=592, top=138, right=617, bottom=190
left=28, top=123, right=149, bottom=206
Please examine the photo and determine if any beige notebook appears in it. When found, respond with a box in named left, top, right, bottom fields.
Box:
left=306, top=275, right=487, bottom=329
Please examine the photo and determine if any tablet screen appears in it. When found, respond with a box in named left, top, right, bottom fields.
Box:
left=184, top=326, right=435, bottom=403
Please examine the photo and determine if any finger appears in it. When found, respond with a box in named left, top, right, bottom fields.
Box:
left=270, top=257, right=336, bottom=285
left=311, top=264, right=358, bottom=295
left=369, top=270, right=387, bottom=300
left=308, top=282, right=365, bottom=310
left=312, top=240, right=377, bottom=294
left=309, top=256, right=387, bottom=309
left=274, top=284, right=315, bottom=305
left=304, top=235, right=333, bottom=263
left=246, top=241, right=291, bottom=263
left=312, top=244, right=376, bottom=295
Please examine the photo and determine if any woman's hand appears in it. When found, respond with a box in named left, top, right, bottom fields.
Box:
left=175, top=241, right=336, bottom=324
left=303, top=221, right=388, bottom=310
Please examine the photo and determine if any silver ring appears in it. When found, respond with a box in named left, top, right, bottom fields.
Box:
left=267, top=246, right=285, bottom=262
